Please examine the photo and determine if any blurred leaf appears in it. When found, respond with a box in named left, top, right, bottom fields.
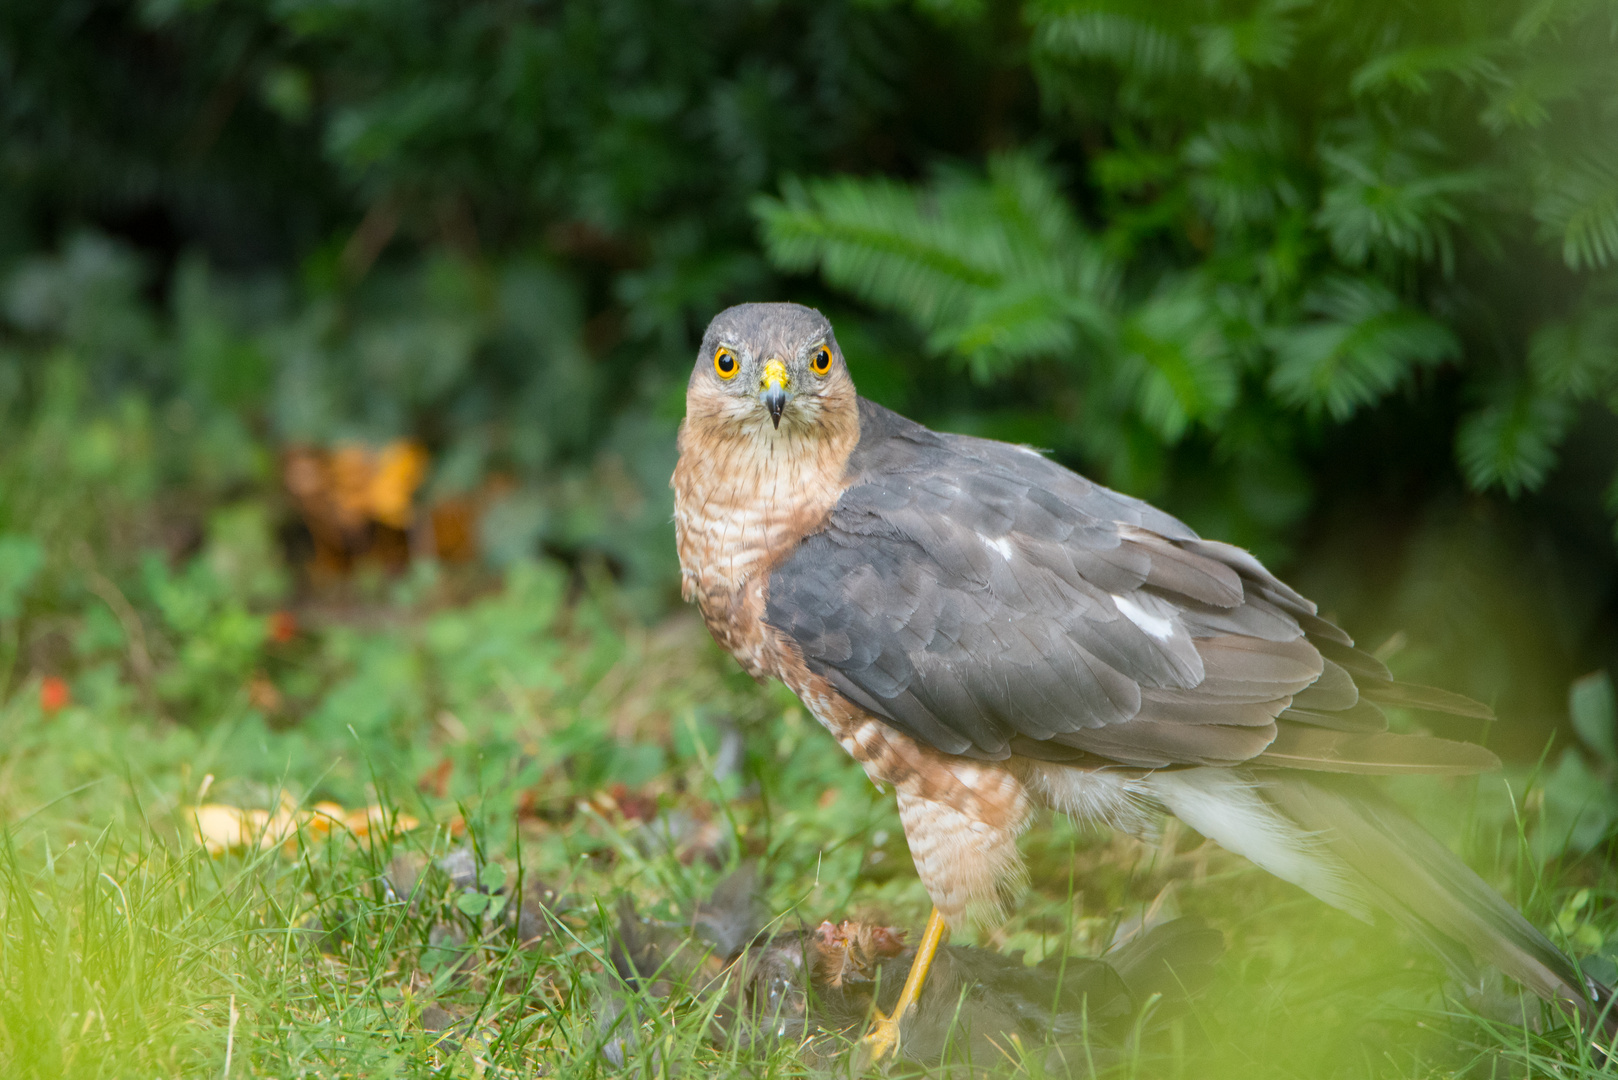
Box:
left=1479, top=60, right=1586, bottom=132
left=1315, top=129, right=1490, bottom=271
left=1527, top=301, right=1618, bottom=397
left=1119, top=281, right=1238, bottom=440
left=1035, top=8, right=1191, bottom=83
left=1534, top=150, right=1618, bottom=270
left=1266, top=277, right=1458, bottom=420
left=1570, top=671, right=1618, bottom=767
left=1456, top=382, right=1572, bottom=496
left=1535, top=749, right=1617, bottom=860
left=1195, top=6, right=1299, bottom=87
left=189, top=798, right=418, bottom=856
left=478, top=861, right=507, bottom=892
left=259, top=65, right=314, bottom=123
left=0, top=534, right=44, bottom=620
left=174, top=257, right=270, bottom=409
left=203, top=503, right=289, bottom=605
left=1349, top=39, right=1500, bottom=96
left=1184, top=117, right=1300, bottom=230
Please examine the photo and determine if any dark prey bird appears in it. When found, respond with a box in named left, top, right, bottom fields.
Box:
left=671, top=301, right=1613, bottom=1058
left=610, top=864, right=1222, bottom=1067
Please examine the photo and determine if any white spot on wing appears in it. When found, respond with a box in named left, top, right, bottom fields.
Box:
left=1111, top=593, right=1176, bottom=641
left=984, top=536, right=1015, bottom=560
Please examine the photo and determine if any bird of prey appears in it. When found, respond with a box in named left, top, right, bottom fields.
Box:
left=672, top=301, right=1612, bottom=1058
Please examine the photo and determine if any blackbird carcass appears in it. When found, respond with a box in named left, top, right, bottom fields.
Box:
left=609, top=866, right=1221, bottom=1069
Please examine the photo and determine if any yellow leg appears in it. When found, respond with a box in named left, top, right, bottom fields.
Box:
left=861, top=906, right=950, bottom=1064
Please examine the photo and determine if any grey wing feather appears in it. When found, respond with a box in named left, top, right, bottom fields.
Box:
left=766, top=399, right=1487, bottom=768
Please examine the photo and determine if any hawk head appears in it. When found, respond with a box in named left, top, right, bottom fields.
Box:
left=686, top=302, right=856, bottom=435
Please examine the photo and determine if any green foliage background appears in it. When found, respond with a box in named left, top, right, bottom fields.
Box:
left=4, top=0, right=1618, bottom=743
left=7, top=4, right=1618, bottom=1074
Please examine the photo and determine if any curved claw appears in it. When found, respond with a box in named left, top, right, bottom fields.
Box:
left=861, top=1007, right=902, bottom=1064
left=856, top=907, right=949, bottom=1069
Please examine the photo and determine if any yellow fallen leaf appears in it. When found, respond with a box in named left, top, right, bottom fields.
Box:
left=191, top=804, right=258, bottom=856
left=305, top=801, right=348, bottom=835
left=190, top=798, right=419, bottom=856
left=343, top=804, right=420, bottom=838
left=366, top=441, right=429, bottom=529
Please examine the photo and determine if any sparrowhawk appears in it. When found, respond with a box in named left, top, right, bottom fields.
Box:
left=671, top=301, right=1612, bottom=1058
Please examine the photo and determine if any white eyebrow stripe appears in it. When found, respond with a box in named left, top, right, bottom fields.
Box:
left=1112, top=593, right=1176, bottom=641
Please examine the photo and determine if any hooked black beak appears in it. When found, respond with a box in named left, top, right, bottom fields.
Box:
left=762, top=387, right=788, bottom=428
left=758, top=357, right=791, bottom=429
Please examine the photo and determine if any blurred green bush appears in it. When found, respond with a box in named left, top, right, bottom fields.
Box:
left=2, top=0, right=1618, bottom=736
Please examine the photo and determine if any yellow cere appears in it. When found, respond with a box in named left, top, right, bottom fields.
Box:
left=760, top=357, right=790, bottom=390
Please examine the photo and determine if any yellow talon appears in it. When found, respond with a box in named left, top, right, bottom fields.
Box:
left=861, top=1006, right=902, bottom=1063
left=860, top=906, right=950, bottom=1065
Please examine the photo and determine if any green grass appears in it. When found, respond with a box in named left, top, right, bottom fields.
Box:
left=0, top=431, right=1615, bottom=1077
left=2, top=564, right=1616, bottom=1079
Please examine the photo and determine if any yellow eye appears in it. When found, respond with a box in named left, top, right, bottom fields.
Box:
left=714, top=346, right=739, bottom=379
left=810, top=345, right=832, bottom=375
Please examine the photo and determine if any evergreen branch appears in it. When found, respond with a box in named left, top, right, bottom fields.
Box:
left=1315, top=131, right=1492, bottom=270
left=1534, top=152, right=1618, bottom=271
left=754, top=155, right=1117, bottom=376
left=1119, top=281, right=1239, bottom=441
left=1456, top=382, right=1573, bottom=496
left=754, top=176, right=1002, bottom=329
left=1349, top=39, right=1501, bottom=97
left=1528, top=296, right=1618, bottom=398
left=1194, top=8, right=1299, bottom=87
left=1035, top=10, right=1191, bottom=81
left=1266, top=276, right=1459, bottom=420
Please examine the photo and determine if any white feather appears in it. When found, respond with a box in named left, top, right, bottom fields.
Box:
left=1022, top=764, right=1157, bottom=835
left=1111, top=593, right=1176, bottom=642
left=1147, top=768, right=1369, bottom=919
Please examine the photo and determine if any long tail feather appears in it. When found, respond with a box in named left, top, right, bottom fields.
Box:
left=1267, top=774, right=1613, bottom=1034
left=1150, top=769, right=1614, bottom=1036
left=1256, top=727, right=1501, bottom=775
left=1360, top=680, right=1497, bottom=720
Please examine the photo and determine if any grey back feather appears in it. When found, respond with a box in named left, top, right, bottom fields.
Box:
left=767, top=400, right=1339, bottom=765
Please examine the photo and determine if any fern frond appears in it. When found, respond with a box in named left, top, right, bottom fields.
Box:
left=1035, top=10, right=1191, bottom=82
left=1194, top=8, right=1298, bottom=87
left=1092, top=145, right=1180, bottom=195
left=1266, top=276, right=1458, bottom=420
left=1315, top=128, right=1491, bottom=271
left=754, top=175, right=999, bottom=329
left=1456, top=382, right=1573, bottom=496
left=1478, top=60, right=1585, bottom=133
left=1184, top=116, right=1299, bottom=230
left=754, top=155, right=1117, bottom=378
left=1118, top=280, right=1238, bottom=441
left=1528, top=299, right=1618, bottom=398
left=1349, top=40, right=1501, bottom=97
left=1534, top=152, right=1618, bottom=271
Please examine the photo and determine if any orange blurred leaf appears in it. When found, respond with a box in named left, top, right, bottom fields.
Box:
left=39, top=676, right=70, bottom=714
left=366, top=441, right=429, bottom=529
left=267, top=610, right=298, bottom=644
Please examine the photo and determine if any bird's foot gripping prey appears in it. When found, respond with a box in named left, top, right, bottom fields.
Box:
left=671, top=301, right=1617, bottom=1058
left=858, top=906, right=949, bottom=1063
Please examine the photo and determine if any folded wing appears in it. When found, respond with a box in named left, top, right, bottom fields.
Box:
left=765, top=400, right=1493, bottom=771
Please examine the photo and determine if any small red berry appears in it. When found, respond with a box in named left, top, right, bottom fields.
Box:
left=39, top=676, right=70, bottom=714
left=267, top=610, right=298, bottom=644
